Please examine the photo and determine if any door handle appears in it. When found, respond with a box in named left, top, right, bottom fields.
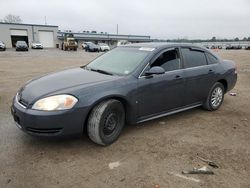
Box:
left=175, top=75, right=182, bottom=79
left=208, top=69, right=214, bottom=74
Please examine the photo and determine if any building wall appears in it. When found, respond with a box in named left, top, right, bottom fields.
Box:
left=0, top=23, right=59, bottom=48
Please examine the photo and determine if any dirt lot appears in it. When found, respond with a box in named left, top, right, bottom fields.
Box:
left=0, top=48, right=249, bottom=188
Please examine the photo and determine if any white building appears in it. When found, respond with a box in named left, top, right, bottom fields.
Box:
left=0, top=22, right=59, bottom=48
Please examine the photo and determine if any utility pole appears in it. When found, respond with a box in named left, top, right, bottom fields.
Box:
left=45, top=16, right=47, bottom=25
left=116, top=24, right=119, bottom=35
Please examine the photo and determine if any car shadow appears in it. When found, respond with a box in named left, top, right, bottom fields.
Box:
left=19, top=106, right=204, bottom=149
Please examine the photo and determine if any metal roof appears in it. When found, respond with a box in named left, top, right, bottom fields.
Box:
left=57, top=32, right=152, bottom=42
left=0, top=22, right=58, bottom=28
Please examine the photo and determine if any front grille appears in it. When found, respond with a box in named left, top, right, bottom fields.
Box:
left=27, top=127, right=62, bottom=135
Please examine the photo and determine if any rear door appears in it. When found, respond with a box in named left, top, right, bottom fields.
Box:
left=181, top=47, right=217, bottom=105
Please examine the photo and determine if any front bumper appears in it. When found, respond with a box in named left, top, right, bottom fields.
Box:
left=33, top=46, right=43, bottom=49
left=16, top=47, right=28, bottom=51
left=11, top=99, right=88, bottom=137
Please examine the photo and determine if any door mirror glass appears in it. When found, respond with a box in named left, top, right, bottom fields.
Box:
left=145, top=66, right=165, bottom=76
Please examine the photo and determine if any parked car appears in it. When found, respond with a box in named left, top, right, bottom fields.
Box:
left=0, top=41, right=6, bottom=51
left=16, top=41, right=28, bottom=51
left=82, top=42, right=87, bottom=50
left=98, top=43, right=110, bottom=52
left=245, top=46, right=250, bottom=50
left=210, top=45, right=222, bottom=49
left=11, top=43, right=237, bottom=146
left=31, top=41, right=43, bottom=49
left=85, top=42, right=100, bottom=52
left=226, top=45, right=242, bottom=50
left=117, top=40, right=131, bottom=46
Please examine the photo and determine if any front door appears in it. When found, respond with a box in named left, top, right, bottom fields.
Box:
left=137, top=48, right=185, bottom=120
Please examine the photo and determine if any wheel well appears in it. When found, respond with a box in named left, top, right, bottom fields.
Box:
left=83, top=97, right=129, bottom=133
left=218, top=79, right=228, bottom=92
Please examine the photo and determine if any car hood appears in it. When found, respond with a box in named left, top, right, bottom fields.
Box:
left=19, top=68, right=117, bottom=105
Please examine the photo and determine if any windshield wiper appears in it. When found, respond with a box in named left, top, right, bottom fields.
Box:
left=88, top=68, right=114, bottom=75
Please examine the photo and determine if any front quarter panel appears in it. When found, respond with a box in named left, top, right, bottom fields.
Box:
left=54, top=76, right=139, bottom=124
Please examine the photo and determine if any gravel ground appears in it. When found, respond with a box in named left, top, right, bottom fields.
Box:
left=0, top=48, right=249, bottom=188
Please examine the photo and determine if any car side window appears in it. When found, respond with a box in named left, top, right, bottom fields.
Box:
left=150, top=49, right=181, bottom=72
left=181, top=48, right=207, bottom=68
left=206, top=53, right=218, bottom=64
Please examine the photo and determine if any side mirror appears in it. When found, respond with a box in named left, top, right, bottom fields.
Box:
left=145, top=66, right=165, bottom=76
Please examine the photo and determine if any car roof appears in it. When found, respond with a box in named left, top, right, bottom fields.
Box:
left=123, top=42, right=206, bottom=50
left=121, top=42, right=220, bottom=59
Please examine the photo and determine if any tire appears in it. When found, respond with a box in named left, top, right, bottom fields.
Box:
left=203, top=82, right=225, bottom=111
left=87, top=99, right=125, bottom=146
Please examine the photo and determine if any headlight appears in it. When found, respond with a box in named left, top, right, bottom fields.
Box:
left=32, top=95, right=78, bottom=111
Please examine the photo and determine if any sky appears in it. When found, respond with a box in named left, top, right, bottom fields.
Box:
left=0, top=0, right=250, bottom=39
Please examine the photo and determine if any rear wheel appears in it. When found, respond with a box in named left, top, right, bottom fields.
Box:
left=87, top=99, right=125, bottom=146
left=203, top=82, right=225, bottom=111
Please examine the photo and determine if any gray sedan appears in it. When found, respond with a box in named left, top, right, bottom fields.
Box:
left=11, top=43, right=237, bottom=145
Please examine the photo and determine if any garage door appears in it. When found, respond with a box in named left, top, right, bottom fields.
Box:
left=10, top=30, right=28, bottom=47
left=10, top=29, right=28, bottom=36
left=38, top=31, right=54, bottom=48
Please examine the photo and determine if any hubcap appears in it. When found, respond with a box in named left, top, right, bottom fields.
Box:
left=103, top=113, right=118, bottom=136
left=211, top=87, right=223, bottom=108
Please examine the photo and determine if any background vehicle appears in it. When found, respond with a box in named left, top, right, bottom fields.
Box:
left=245, top=46, right=250, bottom=50
left=117, top=40, right=131, bottom=46
left=31, top=41, right=43, bottom=49
left=16, top=41, right=28, bottom=51
left=82, top=42, right=87, bottom=50
left=0, top=41, right=6, bottom=51
left=11, top=43, right=237, bottom=146
left=226, top=45, right=242, bottom=50
left=98, top=43, right=110, bottom=52
left=61, top=33, right=78, bottom=51
left=85, top=42, right=100, bottom=52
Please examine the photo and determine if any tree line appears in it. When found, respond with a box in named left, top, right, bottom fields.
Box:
left=0, top=14, right=22, bottom=23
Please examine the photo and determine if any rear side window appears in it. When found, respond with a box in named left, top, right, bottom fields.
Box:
left=181, top=48, right=207, bottom=68
left=206, top=53, right=218, bottom=64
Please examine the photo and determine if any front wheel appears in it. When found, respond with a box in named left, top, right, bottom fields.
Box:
left=203, top=82, right=225, bottom=111
left=87, top=99, right=125, bottom=146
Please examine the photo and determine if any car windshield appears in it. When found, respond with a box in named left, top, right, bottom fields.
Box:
left=86, top=47, right=151, bottom=75
left=17, top=41, right=26, bottom=45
